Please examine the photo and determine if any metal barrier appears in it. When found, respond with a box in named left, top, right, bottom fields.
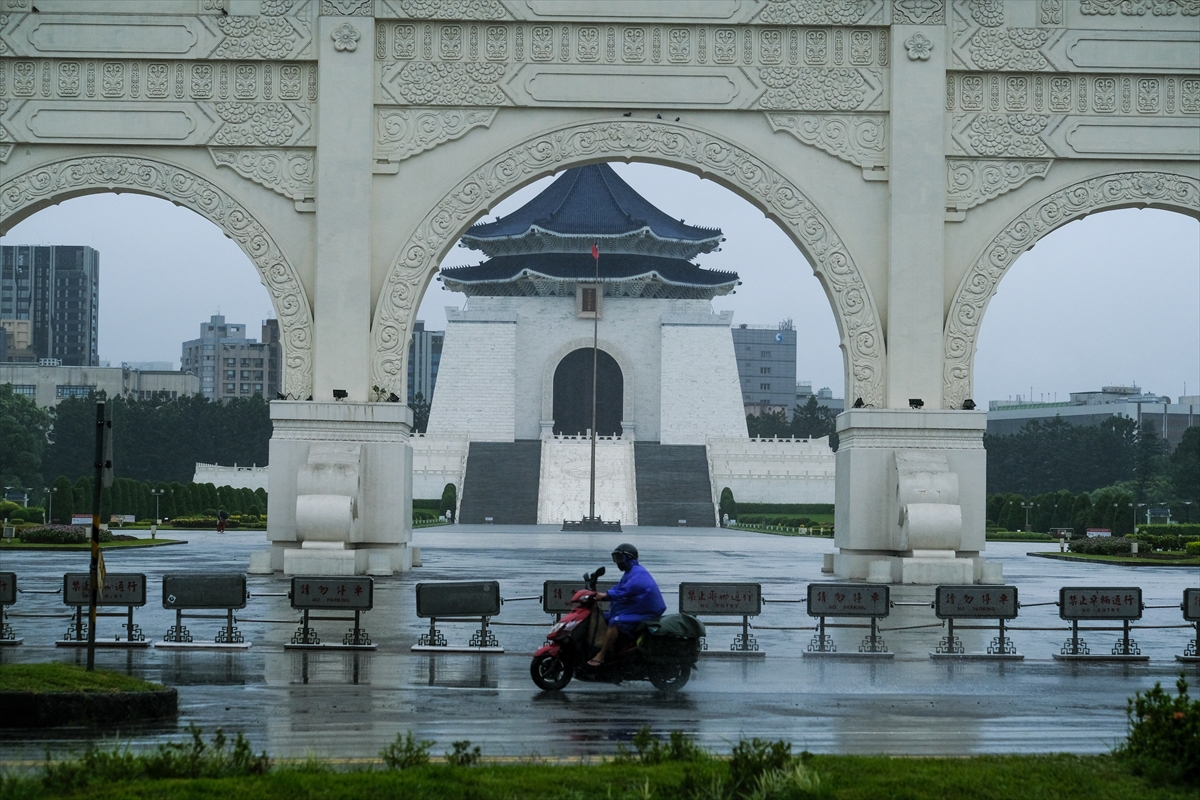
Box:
left=0, top=572, right=19, bottom=646
left=803, top=583, right=892, bottom=658
left=1053, top=586, right=1147, bottom=661
left=286, top=576, right=375, bottom=650
left=57, top=573, right=149, bottom=648
left=679, top=582, right=763, bottom=656
left=413, top=581, right=502, bottom=652
left=157, top=574, right=250, bottom=650
left=1179, top=588, right=1199, bottom=664
left=931, top=585, right=1022, bottom=660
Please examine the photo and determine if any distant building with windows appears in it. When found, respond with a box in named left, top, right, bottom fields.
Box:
left=180, top=314, right=281, bottom=401
left=988, top=385, right=1199, bottom=450
left=0, top=363, right=198, bottom=407
left=731, top=321, right=797, bottom=416
left=1, top=244, right=99, bottom=366
left=796, top=382, right=845, bottom=413
left=407, top=320, right=444, bottom=405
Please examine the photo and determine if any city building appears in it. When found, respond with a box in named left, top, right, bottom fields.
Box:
left=0, top=363, right=199, bottom=407
left=732, top=321, right=797, bottom=416
left=796, top=382, right=845, bottom=413
left=407, top=320, right=444, bottom=405
left=415, top=164, right=834, bottom=525
left=1, top=245, right=99, bottom=366
left=988, top=385, right=1199, bottom=449
left=181, top=315, right=281, bottom=401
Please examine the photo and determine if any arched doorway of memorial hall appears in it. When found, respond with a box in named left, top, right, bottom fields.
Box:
left=949, top=202, right=1199, bottom=534
left=552, top=348, right=623, bottom=438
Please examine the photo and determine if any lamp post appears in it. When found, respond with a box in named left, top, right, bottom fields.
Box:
left=46, top=486, right=57, bottom=525
left=1021, top=501, right=1034, bottom=532
left=150, top=488, right=165, bottom=539
left=1134, top=502, right=1144, bottom=534
left=1185, top=501, right=1194, bottom=523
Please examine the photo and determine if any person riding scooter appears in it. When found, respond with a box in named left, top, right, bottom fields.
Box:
left=586, top=543, right=666, bottom=667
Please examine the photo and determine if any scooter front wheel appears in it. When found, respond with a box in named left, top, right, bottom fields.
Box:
left=530, top=653, right=573, bottom=691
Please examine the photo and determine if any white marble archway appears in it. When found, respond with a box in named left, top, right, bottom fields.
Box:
left=943, top=171, right=1200, bottom=410
left=0, top=153, right=315, bottom=398
left=370, top=118, right=886, bottom=410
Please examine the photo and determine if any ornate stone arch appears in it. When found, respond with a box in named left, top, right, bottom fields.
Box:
left=540, top=337, right=636, bottom=434
left=0, top=154, right=314, bottom=398
left=943, top=171, right=1200, bottom=410
left=371, top=119, right=885, bottom=408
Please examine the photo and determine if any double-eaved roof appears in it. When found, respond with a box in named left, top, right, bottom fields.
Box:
left=443, top=164, right=738, bottom=300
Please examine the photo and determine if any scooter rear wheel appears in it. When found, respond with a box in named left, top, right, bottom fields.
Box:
left=530, top=653, right=573, bottom=691
left=648, top=661, right=691, bottom=692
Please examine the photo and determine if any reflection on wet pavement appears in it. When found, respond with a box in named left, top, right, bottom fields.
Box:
left=1, top=526, right=1196, bottom=760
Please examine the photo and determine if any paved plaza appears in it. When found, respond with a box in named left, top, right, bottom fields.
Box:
left=1, top=526, right=1197, bottom=762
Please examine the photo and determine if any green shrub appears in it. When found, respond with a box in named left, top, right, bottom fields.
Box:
left=1068, top=536, right=1132, bottom=555
left=413, top=509, right=438, bottom=521
left=615, top=727, right=707, bottom=765
left=1115, top=675, right=1200, bottom=786
left=379, top=731, right=432, bottom=770
left=170, top=516, right=241, bottom=529
left=729, top=738, right=796, bottom=795
left=16, top=525, right=114, bottom=544
left=719, top=487, right=737, bottom=522
left=445, top=740, right=480, bottom=768
left=1131, top=531, right=1200, bottom=551
left=1136, top=523, right=1200, bottom=538
left=737, top=503, right=833, bottom=516
left=1187, top=540, right=1200, bottom=556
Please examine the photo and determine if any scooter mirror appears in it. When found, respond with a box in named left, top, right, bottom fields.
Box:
left=594, top=566, right=606, bottom=578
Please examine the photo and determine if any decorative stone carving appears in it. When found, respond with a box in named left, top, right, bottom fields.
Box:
left=214, top=16, right=311, bottom=60
left=377, top=0, right=513, bottom=19
left=371, top=121, right=886, bottom=410
left=209, top=147, right=315, bottom=202
left=958, top=27, right=1053, bottom=71
left=757, top=67, right=885, bottom=110
left=380, top=62, right=508, bottom=105
left=260, top=0, right=298, bottom=15
left=0, top=144, right=11, bottom=163
left=0, top=155, right=315, bottom=398
left=943, top=171, right=1200, bottom=409
left=951, top=113, right=1051, bottom=156
left=321, top=0, right=371, bottom=15
left=905, top=33, right=934, bottom=60
left=753, top=0, right=886, bottom=24
left=945, top=158, right=1051, bottom=212
left=1038, top=0, right=1063, bottom=23
left=211, top=102, right=312, bottom=146
left=967, top=0, right=1005, bottom=26
left=1080, top=0, right=1200, bottom=15
left=894, top=0, right=946, bottom=24
left=946, top=73, right=1196, bottom=118
left=375, top=107, right=497, bottom=161
left=766, top=112, right=888, bottom=171
left=331, top=23, right=361, bottom=52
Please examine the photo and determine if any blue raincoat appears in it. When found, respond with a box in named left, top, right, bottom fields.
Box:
left=605, top=560, right=666, bottom=633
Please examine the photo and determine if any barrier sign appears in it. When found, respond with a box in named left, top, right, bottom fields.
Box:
left=63, top=573, right=147, bottom=607
left=0, top=573, right=14, bottom=606
left=807, top=583, right=889, bottom=618
left=542, top=580, right=615, bottom=614
left=163, top=574, right=247, bottom=610
left=290, top=577, right=373, bottom=610
left=1059, top=587, right=1142, bottom=620
left=679, top=582, right=761, bottom=616
left=416, top=581, right=500, bottom=618
left=935, top=585, right=1018, bottom=619
left=1184, top=588, right=1200, bottom=622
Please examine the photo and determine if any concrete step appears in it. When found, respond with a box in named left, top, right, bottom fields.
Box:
left=459, top=441, right=541, bottom=525
left=633, top=442, right=715, bottom=527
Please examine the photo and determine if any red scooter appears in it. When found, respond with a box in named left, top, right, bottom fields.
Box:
left=529, top=567, right=705, bottom=692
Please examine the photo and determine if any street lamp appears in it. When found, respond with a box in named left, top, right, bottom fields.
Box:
left=1185, top=501, right=1194, bottom=523
left=150, top=488, right=166, bottom=539
left=1021, top=501, right=1035, bottom=532
left=1134, top=502, right=1145, bottom=534
left=45, top=486, right=57, bottom=524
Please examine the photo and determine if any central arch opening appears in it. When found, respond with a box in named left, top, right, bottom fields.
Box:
left=552, top=348, right=623, bottom=437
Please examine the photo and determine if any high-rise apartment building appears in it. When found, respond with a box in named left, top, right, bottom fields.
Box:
left=407, top=320, right=444, bottom=405
left=731, top=321, right=797, bottom=416
left=1, top=245, right=100, bottom=366
left=181, top=314, right=281, bottom=401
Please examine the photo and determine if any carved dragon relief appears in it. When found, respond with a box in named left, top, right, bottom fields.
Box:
left=0, top=155, right=315, bottom=398
left=371, top=120, right=886, bottom=410
left=943, top=171, right=1200, bottom=409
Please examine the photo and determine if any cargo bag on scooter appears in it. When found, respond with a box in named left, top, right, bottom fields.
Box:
left=636, top=614, right=706, bottom=662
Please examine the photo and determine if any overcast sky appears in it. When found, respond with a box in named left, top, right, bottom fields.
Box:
left=3, top=163, right=1196, bottom=404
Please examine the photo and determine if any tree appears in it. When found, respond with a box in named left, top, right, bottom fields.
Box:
left=746, top=408, right=790, bottom=439
left=0, top=384, right=51, bottom=490
left=1132, top=419, right=1167, bottom=504
left=1168, top=426, right=1200, bottom=507
left=791, top=396, right=837, bottom=445
left=51, top=475, right=75, bottom=524
left=410, top=392, right=431, bottom=434
left=439, top=482, right=457, bottom=522
left=719, top=487, right=737, bottom=523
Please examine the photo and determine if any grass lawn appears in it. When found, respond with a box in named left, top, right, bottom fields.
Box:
left=0, top=538, right=184, bottom=550
left=3, top=754, right=1193, bottom=800
left=0, top=663, right=165, bottom=694
left=1031, top=551, right=1200, bottom=567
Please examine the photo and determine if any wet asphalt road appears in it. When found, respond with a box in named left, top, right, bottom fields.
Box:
left=1, top=525, right=1197, bottom=762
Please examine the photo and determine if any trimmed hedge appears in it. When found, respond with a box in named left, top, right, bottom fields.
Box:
left=1068, top=536, right=1133, bottom=555
left=170, top=516, right=241, bottom=529
left=1187, top=541, right=1200, bottom=556
left=1130, top=531, right=1200, bottom=552
left=737, top=513, right=824, bottom=529
left=1134, top=523, right=1200, bottom=537
left=413, top=499, right=442, bottom=511
left=413, top=509, right=438, bottom=521
left=735, top=503, right=834, bottom=516
left=17, top=525, right=113, bottom=544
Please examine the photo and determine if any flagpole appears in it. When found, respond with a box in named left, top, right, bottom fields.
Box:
left=589, top=242, right=599, bottom=521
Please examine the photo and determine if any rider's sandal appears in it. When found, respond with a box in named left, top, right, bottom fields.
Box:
left=586, top=658, right=604, bottom=667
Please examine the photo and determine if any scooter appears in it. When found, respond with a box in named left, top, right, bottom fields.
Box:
left=529, top=566, right=705, bottom=692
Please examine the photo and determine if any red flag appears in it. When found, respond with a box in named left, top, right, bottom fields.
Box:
left=591, top=243, right=599, bottom=260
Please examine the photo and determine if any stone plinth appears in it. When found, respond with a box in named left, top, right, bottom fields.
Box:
left=832, top=409, right=999, bottom=585
left=253, top=401, right=414, bottom=576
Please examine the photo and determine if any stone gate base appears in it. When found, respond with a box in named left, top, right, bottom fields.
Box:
left=250, top=401, right=414, bottom=577
left=832, top=409, right=1002, bottom=585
